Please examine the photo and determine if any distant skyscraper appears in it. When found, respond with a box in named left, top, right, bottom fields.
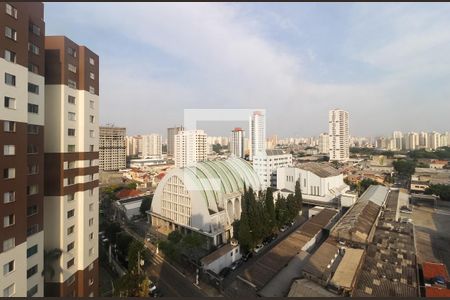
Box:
left=428, top=131, right=441, bottom=150
left=230, top=128, right=245, bottom=158
left=329, top=109, right=349, bottom=161
left=405, top=132, right=419, bottom=150
left=125, top=135, right=141, bottom=156
left=249, top=111, right=266, bottom=160
left=141, top=134, right=162, bottom=158
left=392, top=131, right=403, bottom=150
left=174, top=130, right=207, bottom=167
left=318, top=133, right=329, bottom=154
left=167, top=126, right=183, bottom=157
left=99, top=126, right=126, bottom=171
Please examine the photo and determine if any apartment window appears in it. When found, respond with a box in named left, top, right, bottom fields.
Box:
left=4, top=96, right=15, bottom=109
left=89, top=100, right=94, bottom=109
left=67, top=241, right=74, bottom=252
left=27, top=205, right=38, bottom=216
left=3, top=238, right=15, bottom=252
left=28, top=43, right=39, bottom=55
left=5, top=3, right=17, bottom=19
left=89, top=232, right=93, bottom=240
left=5, top=73, right=15, bottom=86
left=89, top=218, right=93, bottom=226
left=68, top=177, right=75, bottom=185
left=29, top=23, right=40, bottom=36
left=89, top=130, right=95, bottom=138
left=68, top=95, right=76, bottom=104
left=27, top=245, right=38, bottom=258
left=3, top=283, right=15, bottom=297
left=3, top=145, right=15, bottom=156
left=89, top=248, right=93, bottom=257
left=68, top=112, right=76, bottom=121
left=3, top=260, right=14, bottom=275
left=89, top=203, right=94, bottom=211
left=89, top=145, right=94, bottom=152
left=67, top=193, right=75, bottom=201
left=5, top=26, right=17, bottom=41
left=67, top=47, right=77, bottom=57
left=67, top=209, right=75, bottom=218
left=3, top=168, right=15, bottom=179
left=28, top=63, right=39, bottom=74
left=27, top=144, right=38, bottom=154
left=68, top=161, right=76, bottom=169
left=89, top=57, right=95, bottom=65
left=4, top=49, right=16, bottom=63
left=27, top=224, right=39, bottom=236
left=68, top=63, right=77, bottom=73
left=89, top=115, right=94, bottom=123
left=89, top=72, right=95, bottom=80
left=89, top=86, right=95, bottom=94
left=28, top=164, right=39, bottom=175
left=67, top=225, right=75, bottom=235
left=4, top=121, right=16, bottom=132
left=27, top=184, right=38, bottom=195
left=27, top=124, right=39, bottom=134
left=3, top=191, right=15, bottom=203
left=68, top=128, right=76, bottom=136
left=68, top=79, right=76, bottom=89
left=3, top=214, right=14, bottom=227
left=27, top=265, right=38, bottom=278
left=27, top=285, right=38, bottom=297
left=28, top=103, right=39, bottom=114
left=28, top=83, right=39, bottom=94
left=67, top=258, right=75, bottom=269
left=68, top=145, right=75, bottom=152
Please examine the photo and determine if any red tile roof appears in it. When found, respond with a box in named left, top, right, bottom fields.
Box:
left=156, top=172, right=166, bottom=180
left=425, top=286, right=450, bottom=297
left=116, top=189, right=141, bottom=199
left=423, top=262, right=450, bottom=282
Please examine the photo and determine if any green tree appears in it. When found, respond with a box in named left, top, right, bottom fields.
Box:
left=294, top=181, right=303, bottom=214
left=168, top=230, right=183, bottom=244
left=116, top=232, right=133, bottom=257
left=425, top=184, right=450, bottom=201
left=275, top=195, right=289, bottom=228
left=393, top=160, right=416, bottom=176
left=127, top=182, right=138, bottom=190
left=127, top=240, right=149, bottom=273
left=286, top=194, right=299, bottom=221
left=139, top=195, right=153, bottom=216
left=264, top=188, right=276, bottom=234
left=358, top=178, right=380, bottom=195
left=237, top=213, right=253, bottom=252
left=105, top=222, right=122, bottom=244
left=114, top=272, right=150, bottom=297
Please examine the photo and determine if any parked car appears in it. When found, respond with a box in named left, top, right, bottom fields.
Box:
left=242, top=252, right=253, bottom=262
left=219, top=267, right=232, bottom=278
left=280, top=225, right=289, bottom=232
left=253, top=243, right=264, bottom=254
left=263, top=234, right=278, bottom=245
left=230, top=259, right=242, bottom=270
left=289, top=220, right=295, bottom=226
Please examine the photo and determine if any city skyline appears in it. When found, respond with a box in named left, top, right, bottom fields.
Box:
left=44, top=3, right=450, bottom=137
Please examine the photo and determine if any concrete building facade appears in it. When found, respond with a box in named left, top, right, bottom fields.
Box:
left=167, top=126, right=183, bottom=158
left=253, top=149, right=293, bottom=189
left=174, top=130, right=207, bottom=168
left=141, top=134, right=162, bottom=158
left=44, top=35, right=99, bottom=297
left=0, top=2, right=45, bottom=297
left=230, top=128, right=245, bottom=158
left=99, top=126, right=126, bottom=171
left=329, top=109, right=349, bottom=162
left=249, top=111, right=266, bottom=161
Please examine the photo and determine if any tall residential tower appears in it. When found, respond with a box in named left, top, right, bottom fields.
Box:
left=44, top=36, right=99, bottom=297
left=328, top=109, right=349, bottom=162
left=249, top=111, right=266, bottom=160
left=230, top=128, right=245, bottom=158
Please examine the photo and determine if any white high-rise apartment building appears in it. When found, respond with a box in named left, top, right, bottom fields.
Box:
left=329, top=109, right=349, bottom=161
left=392, top=131, right=403, bottom=151
left=230, top=128, right=245, bottom=158
left=249, top=111, right=266, bottom=160
left=405, top=132, right=419, bottom=150
left=318, top=133, right=329, bottom=154
left=125, top=135, right=141, bottom=157
left=174, top=130, right=207, bottom=168
left=141, top=134, right=162, bottom=158
left=99, top=126, right=126, bottom=171
left=428, top=131, right=441, bottom=150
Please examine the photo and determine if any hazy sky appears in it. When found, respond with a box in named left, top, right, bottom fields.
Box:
left=45, top=2, right=450, bottom=138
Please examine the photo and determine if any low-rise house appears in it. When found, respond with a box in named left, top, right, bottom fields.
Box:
left=200, top=242, right=241, bottom=275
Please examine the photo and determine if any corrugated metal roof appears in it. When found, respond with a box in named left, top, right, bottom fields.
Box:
left=299, top=162, right=341, bottom=178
